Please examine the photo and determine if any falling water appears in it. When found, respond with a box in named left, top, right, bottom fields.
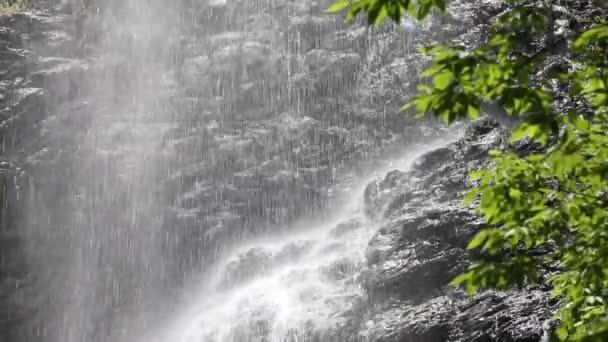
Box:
left=160, top=138, right=457, bottom=342
left=9, top=0, right=458, bottom=341
left=22, top=1, right=183, bottom=341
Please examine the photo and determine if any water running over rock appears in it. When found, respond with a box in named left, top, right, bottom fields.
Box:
left=164, top=138, right=457, bottom=342
left=0, top=0, right=567, bottom=341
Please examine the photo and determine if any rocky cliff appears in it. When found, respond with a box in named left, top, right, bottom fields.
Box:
left=0, top=1, right=453, bottom=339
left=1, top=0, right=606, bottom=341
left=361, top=119, right=554, bottom=341
left=0, top=6, right=84, bottom=340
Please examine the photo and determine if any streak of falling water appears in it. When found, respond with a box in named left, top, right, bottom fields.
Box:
left=157, top=137, right=457, bottom=342
left=23, top=1, right=182, bottom=341
left=16, top=0, right=449, bottom=341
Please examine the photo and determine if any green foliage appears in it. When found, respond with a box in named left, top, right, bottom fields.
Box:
left=325, top=0, right=446, bottom=24
left=0, top=0, right=50, bottom=14
left=330, top=0, right=608, bottom=339
left=0, top=0, right=27, bottom=14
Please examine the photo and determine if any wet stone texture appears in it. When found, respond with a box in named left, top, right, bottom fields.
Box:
left=359, top=119, right=555, bottom=342
left=1, top=0, right=605, bottom=341
left=0, top=5, right=82, bottom=341
left=0, top=1, right=460, bottom=340
left=157, top=0, right=497, bottom=277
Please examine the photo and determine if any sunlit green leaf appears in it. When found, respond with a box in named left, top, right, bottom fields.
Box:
left=326, top=0, right=350, bottom=13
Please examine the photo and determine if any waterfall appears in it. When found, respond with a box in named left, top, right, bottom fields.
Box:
left=160, top=138, right=456, bottom=342
left=21, top=1, right=183, bottom=341
left=7, top=0, right=451, bottom=341
left=3, top=0, right=572, bottom=339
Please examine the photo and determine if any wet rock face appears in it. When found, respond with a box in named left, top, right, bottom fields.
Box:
left=166, top=0, right=393, bottom=249
left=0, top=4, right=182, bottom=341
left=221, top=240, right=314, bottom=287
left=0, top=6, right=81, bottom=341
left=361, top=119, right=554, bottom=341
left=0, top=1, right=441, bottom=339
left=3, top=0, right=598, bottom=340
left=161, top=0, right=490, bottom=277
left=363, top=120, right=504, bottom=304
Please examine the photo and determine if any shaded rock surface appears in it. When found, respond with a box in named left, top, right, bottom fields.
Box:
left=0, top=4, right=84, bottom=341
left=2, top=0, right=605, bottom=341
left=0, top=1, right=464, bottom=340
left=360, top=120, right=555, bottom=341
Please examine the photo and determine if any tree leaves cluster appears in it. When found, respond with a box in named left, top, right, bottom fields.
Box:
left=0, top=0, right=58, bottom=13
left=0, top=0, right=29, bottom=13
left=327, top=0, right=445, bottom=24
left=329, top=0, right=608, bottom=339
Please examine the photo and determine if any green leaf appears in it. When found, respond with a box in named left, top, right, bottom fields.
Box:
left=572, top=115, right=590, bottom=133
left=468, top=230, right=491, bottom=250
left=433, top=71, right=453, bottom=90
left=467, top=105, right=480, bottom=119
left=488, top=150, right=502, bottom=157
left=326, top=0, right=350, bottom=13
left=416, top=1, right=432, bottom=20
left=574, top=25, right=608, bottom=51
left=433, top=0, right=445, bottom=12
left=463, top=188, right=480, bottom=206
left=469, top=170, right=484, bottom=181
left=450, top=273, right=468, bottom=285
left=556, top=326, right=569, bottom=341
left=509, top=188, right=522, bottom=200
left=511, top=122, right=548, bottom=145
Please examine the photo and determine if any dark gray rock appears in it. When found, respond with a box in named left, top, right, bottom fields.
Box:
left=365, top=297, right=456, bottom=342
left=4, top=0, right=601, bottom=340
left=221, top=240, right=314, bottom=287
left=0, top=8, right=81, bottom=342
left=330, top=218, right=364, bottom=237
left=30, top=57, right=88, bottom=103
left=451, top=290, right=552, bottom=342
left=361, top=119, right=555, bottom=341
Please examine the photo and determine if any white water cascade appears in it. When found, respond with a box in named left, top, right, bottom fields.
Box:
left=161, top=138, right=456, bottom=342
left=3, top=0, right=466, bottom=341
